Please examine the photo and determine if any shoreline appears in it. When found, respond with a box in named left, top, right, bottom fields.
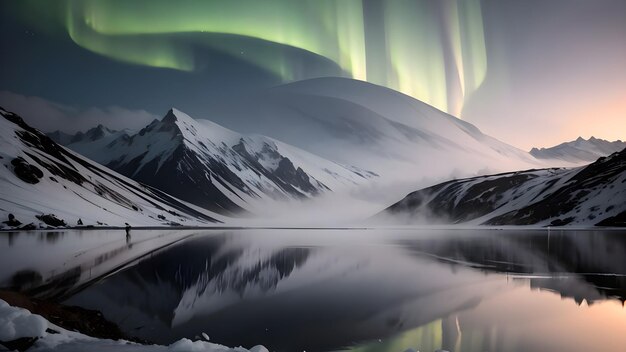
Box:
left=0, top=290, right=149, bottom=349
left=1, top=225, right=625, bottom=233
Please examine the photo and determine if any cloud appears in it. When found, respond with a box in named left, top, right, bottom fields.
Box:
left=0, top=91, right=159, bottom=133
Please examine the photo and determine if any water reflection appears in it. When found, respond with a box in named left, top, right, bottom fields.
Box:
left=0, top=229, right=197, bottom=299
left=1, top=229, right=626, bottom=351
left=396, top=231, right=626, bottom=303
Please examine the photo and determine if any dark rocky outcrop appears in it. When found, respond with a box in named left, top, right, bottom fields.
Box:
left=596, top=211, right=626, bottom=227
left=0, top=290, right=145, bottom=344
left=274, top=158, right=319, bottom=194
left=0, top=336, right=38, bottom=352
left=19, top=223, right=37, bottom=230
left=487, top=149, right=625, bottom=225
left=234, top=139, right=326, bottom=197
left=2, top=214, right=22, bottom=227
left=381, top=148, right=626, bottom=226
left=35, top=214, right=66, bottom=227
left=11, top=157, right=43, bottom=184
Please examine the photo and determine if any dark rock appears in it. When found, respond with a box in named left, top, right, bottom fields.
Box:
left=596, top=211, right=626, bottom=227
left=274, top=158, right=318, bottom=194
left=11, top=157, right=43, bottom=184
left=19, top=223, right=36, bottom=230
left=0, top=290, right=146, bottom=344
left=0, top=336, right=38, bottom=351
left=233, top=139, right=327, bottom=199
left=2, top=213, right=22, bottom=227
left=381, top=148, right=626, bottom=226
left=36, top=214, right=66, bottom=227
left=549, top=217, right=575, bottom=226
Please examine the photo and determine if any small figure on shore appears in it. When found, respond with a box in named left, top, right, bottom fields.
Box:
left=125, top=222, right=131, bottom=236
left=77, top=218, right=83, bottom=226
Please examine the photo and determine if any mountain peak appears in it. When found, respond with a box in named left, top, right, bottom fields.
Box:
left=530, top=136, right=626, bottom=164
left=161, top=109, right=178, bottom=124
left=162, top=108, right=196, bottom=126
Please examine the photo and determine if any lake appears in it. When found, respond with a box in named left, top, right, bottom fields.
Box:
left=1, top=228, right=625, bottom=352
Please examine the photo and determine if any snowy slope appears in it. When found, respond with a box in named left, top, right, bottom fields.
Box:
left=59, top=108, right=376, bottom=215
left=379, top=148, right=626, bottom=227
left=212, top=77, right=544, bottom=182
left=530, top=136, right=626, bottom=165
left=0, top=107, right=227, bottom=229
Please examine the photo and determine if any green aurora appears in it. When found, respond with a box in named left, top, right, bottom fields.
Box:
left=15, top=0, right=487, bottom=117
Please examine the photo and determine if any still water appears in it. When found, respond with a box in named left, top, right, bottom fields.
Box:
left=1, top=228, right=625, bottom=352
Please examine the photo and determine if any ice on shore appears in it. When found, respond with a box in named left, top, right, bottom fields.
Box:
left=0, top=300, right=47, bottom=341
left=0, top=299, right=267, bottom=352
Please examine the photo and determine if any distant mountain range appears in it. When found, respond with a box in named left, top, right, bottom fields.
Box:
left=48, top=124, right=132, bottom=146
left=3, top=77, right=623, bottom=228
left=49, top=108, right=376, bottom=215
left=45, top=78, right=553, bottom=218
left=0, top=107, right=225, bottom=229
left=379, top=148, right=626, bottom=227
left=530, top=136, right=626, bottom=164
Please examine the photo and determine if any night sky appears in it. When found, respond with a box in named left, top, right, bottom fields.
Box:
left=1, top=0, right=625, bottom=149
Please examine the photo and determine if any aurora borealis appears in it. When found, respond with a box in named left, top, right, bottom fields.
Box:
left=1, top=0, right=625, bottom=149
left=13, top=0, right=487, bottom=116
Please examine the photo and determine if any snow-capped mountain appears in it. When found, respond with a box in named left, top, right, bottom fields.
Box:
left=209, top=77, right=545, bottom=202
left=48, top=125, right=133, bottom=161
left=0, top=107, right=226, bottom=229
left=379, top=148, right=626, bottom=227
left=530, top=136, right=626, bottom=164
left=49, top=124, right=124, bottom=144
left=56, top=108, right=376, bottom=215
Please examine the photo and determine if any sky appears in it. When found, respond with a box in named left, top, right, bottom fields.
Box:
left=0, top=0, right=624, bottom=150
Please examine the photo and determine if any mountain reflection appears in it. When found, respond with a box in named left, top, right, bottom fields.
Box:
left=65, top=234, right=313, bottom=345
left=396, top=230, right=626, bottom=303
left=2, top=229, right=625, bottom=352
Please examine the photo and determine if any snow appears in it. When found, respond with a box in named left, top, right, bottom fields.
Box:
left=60, top=106, right=377, bottom=215
left=384, top=155, right=626, bottom=227
left=193, top=77, right=561, bottom=214
left=0, top=300, right=47, bottom=341
left=173, top=108, right=378, bottom=194
left=52, top=78, right=566, bottom=221
left=530, top=136, right=626, bottom=165
left=20, top=78, right=575, bottom=223
left=0, top=112, right=227, bottom=228
left=232, top=77, right=545, bottom=174
left=0, top=298, right=267, bottom=352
